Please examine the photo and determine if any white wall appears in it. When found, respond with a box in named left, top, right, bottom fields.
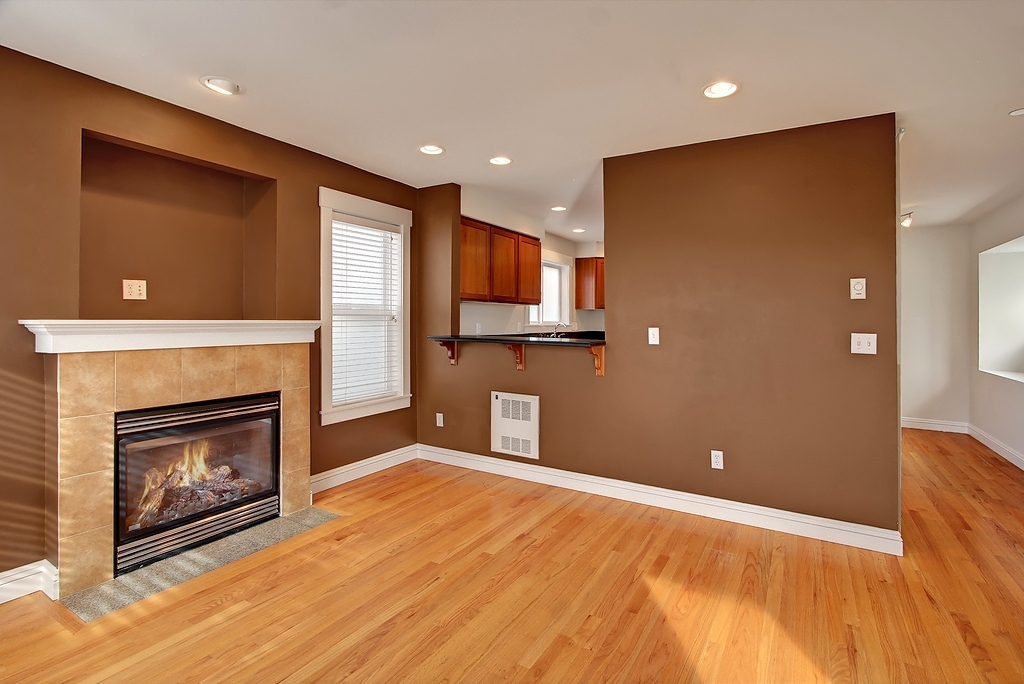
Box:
left=970, top=193, right=1024, bottom=461
left=461, top=185, right=544, bottom=238
left=899, top=225, right=972, bottom=426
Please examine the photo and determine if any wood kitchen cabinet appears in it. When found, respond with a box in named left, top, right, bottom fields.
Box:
left=459, top=219, right=490, bottom=301
left=575, top=257, right=605, bottom=310
left=517, top=234, right=542, bottom=305
left=459, top=216, right=542, bottom=305
left=490, top=227, right=519, bottom=302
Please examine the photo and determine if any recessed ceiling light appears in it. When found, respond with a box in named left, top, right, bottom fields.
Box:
left=572, top=228, right=586, bottom=233
left=1010, top=108, right=1024, bottom=117
left=900, top=212, right=914, bottom=228
left=489, top=156, right=513, bottom=165
left=551, top=206, right=567, bottom=212
left=420, top=144, right=444, bottom=155
left=703, top=81, right=738, bottom=99
left=199, top=76, right=240, bottom=95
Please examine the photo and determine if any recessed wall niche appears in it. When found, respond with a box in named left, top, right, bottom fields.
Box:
left=79, top=134, right=277, bottom=319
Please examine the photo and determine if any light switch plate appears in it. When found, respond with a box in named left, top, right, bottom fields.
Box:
left=851, top=333, right=877, bottom=355
left=122, top=279, right=147, bottom=300
left=648, top=327, right=660, bottom=345
left=850, top=278, right=866, bottom=299
left=435, top=412, right=444, bottom=427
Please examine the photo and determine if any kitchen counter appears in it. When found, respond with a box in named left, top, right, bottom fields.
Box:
left=427, top=332, right=605, bottom=348
left=427, top=332, right=606, bottom=376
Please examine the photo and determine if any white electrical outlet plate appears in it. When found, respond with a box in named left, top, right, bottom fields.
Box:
left=711, top=450, right=724, bottom=469
left=850, top=278, right=866, bottom=299
left=648, top=327, right=660, bottom=345
left=122, top=279, right=147, bottom=300
left=435, top=412, right=444, bottom=427
left=851, top=333, right=877, bottom=355
left=475, top=323, right=482, bottom=334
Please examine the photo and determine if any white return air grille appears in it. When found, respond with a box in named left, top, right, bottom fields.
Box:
left=491, top=391, right=539, bottom=459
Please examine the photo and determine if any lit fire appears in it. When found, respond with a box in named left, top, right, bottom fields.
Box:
left=127, top=438, right=260, bottom=531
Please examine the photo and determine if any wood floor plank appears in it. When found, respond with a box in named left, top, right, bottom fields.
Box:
left=3, top=430, right=1024, bottom=681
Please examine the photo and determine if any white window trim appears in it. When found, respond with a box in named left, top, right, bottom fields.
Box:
left=319, top=187, right=412, bottom=425
left=526, top=253, right=574, bottom=331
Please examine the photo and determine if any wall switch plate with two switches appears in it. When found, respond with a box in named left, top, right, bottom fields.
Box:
left=851, top=333, right=877, bottom=355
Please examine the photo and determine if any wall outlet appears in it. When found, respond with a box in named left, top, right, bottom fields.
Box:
left=648, top=327, right=660, bottom=345
left=850, top=278, right=866, bottom=299
left=122, top=279, right=147, bottom=300
left=435, top=412, right=444, bottom=427
left=517, top=322, right=522, bottom=332
left=851, top=333, right=877, bottom=355
left=711, top=450, right=724, bottom=469
left=475, top=323, right=482, bottom=334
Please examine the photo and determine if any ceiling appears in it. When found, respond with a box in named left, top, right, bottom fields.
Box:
left=2, top=0, right=1023, bottom=241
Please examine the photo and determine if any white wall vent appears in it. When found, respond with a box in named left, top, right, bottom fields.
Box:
left=491, top=391, right=539, bottom=459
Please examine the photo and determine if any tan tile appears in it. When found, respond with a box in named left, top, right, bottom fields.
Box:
left=115, top=349, right=182, bottom=411
left=282, top=388, right=310, bottom=430
left=58, top=413, right=114, bottom=479
left=282, top=427, right=311, bottom=474
left=59, top=352, right=115, bottom=418
left=282, top=344, right=310, bottom=389
left=58, top=469, right=114, bottom=539
left=236, top=345, right=283, bottom=395
left=59, top=525, right=113, bottom=596
left=182, top=346, right=236, bottom=402
left=281, top=467, right=311, bottom=515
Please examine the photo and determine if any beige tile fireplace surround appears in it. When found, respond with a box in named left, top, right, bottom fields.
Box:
left=21, top=320, right=319, bottom=597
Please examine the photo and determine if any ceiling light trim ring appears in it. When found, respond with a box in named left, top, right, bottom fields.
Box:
left=199, top=76, right=241, bottom=96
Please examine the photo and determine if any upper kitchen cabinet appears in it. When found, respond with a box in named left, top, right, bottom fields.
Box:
left=459, top=218, right=490, bottom=301
left=490, top=227, right=519, bottom=302
left=575, top=256, right=605, bottom=310
left=459, top=216, right=542, bottom=305
left=517, top=234, right=542, bottom=305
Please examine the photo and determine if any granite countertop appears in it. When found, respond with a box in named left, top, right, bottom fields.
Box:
left=427, top=332, right=605, bottom=348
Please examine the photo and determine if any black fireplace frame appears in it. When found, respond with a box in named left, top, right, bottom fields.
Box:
left=114, top=391, right=281, bottom=574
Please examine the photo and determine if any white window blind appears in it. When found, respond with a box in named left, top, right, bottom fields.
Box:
left=330, top=218, right=403, bottom=407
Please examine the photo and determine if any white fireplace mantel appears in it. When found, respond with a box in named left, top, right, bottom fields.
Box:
left=19, top=319, right=321, bottom=354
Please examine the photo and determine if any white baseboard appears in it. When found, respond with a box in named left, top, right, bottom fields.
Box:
left=0, top=560, right=58, bottom=606
left=310, top=444, right=419, bottom=493
left=310, top=443, right=903, bottom=555
left=901, top=417, right=969, bottom=433
left=969, top=425, right=1024, bottom=472
left=416, top=444, right=904, bottom=556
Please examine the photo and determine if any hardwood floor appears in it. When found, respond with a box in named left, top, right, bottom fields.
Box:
left=2, top=429, right=1024, bottom=682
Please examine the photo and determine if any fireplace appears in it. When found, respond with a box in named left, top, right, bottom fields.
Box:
left=115, top=392, right=281, bottom=574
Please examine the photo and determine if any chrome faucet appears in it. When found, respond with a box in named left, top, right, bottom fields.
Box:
left=553, top=322, right=569, bottom=338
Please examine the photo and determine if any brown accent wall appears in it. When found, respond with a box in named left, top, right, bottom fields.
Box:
left=0, top=47, right=417, bottom=572
left=418, top=115, right=900, bottom=530
left=79, top=136, right=246, bottom=319
left=413, top=184, right=462, bottom=436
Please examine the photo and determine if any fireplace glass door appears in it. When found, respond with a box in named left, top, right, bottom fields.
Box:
left=115, top=393, right=280, bottom=573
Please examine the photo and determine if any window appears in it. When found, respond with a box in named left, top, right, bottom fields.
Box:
left=978, top=236, right=1024, bottom=383
left=319, top=187, right=411, bottom=424
left=528, top=261, right=570, bottom=326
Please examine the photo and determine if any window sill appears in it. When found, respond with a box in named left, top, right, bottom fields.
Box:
left=321, top=394, right=411, bottom=426
left=980, top=369, right=1024, bottom=385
